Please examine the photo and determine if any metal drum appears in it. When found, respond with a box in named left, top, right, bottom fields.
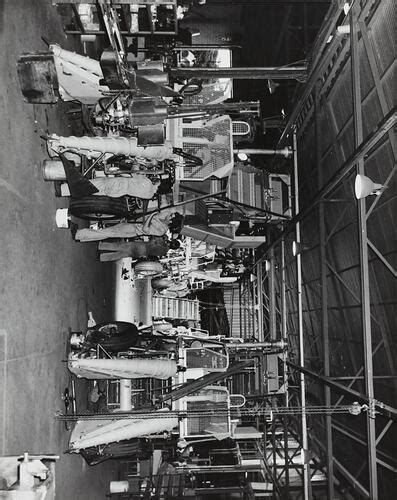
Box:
left=42, top=159, right=66, bottom=181
left=137, top=124, right=165, bottom=146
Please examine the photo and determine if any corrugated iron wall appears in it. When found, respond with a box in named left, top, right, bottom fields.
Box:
left=272, top=0, right=397, bottom=496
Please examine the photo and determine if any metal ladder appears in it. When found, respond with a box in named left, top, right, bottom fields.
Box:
left=152, top=297, right=200, bottom=322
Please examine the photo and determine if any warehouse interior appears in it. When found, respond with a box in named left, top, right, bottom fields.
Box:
left=0, top=0, right=395, bottom=499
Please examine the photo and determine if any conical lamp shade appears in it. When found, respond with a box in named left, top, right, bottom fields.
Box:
left=237, top=152, right=248, bottom=161
left=354, top=174, right=383, bottom=199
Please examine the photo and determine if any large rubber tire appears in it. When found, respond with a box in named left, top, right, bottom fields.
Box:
left=94, top=321, right=136, bottom=334
left=87, top=321, right=139, bottom=352
left=69, top=195, right=129, bottom=221
left=151, top=277, right=172, bottom=290
left=134, top=260, right=163, bottom=277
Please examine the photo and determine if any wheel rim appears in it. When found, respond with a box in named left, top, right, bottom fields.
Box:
left=98, top=324, right=118, bottom=335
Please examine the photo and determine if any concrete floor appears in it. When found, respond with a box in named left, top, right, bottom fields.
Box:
left=0, top=1, right=123, bottom=498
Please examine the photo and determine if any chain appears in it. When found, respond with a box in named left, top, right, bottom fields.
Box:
left=56, top=404, right=360, bottom=422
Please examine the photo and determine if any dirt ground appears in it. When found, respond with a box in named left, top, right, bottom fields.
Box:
left=0, top=1, right=121, bottom=497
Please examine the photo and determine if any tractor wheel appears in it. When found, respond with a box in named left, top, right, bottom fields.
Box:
left=87, top=321, right=139, bottom=352
left=69, top=196, right=128, bottom=220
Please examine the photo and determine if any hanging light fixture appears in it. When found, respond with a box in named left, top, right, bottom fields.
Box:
left=236, top=152, right=248, bottom=161
left=336, top=25, right=350, bottom=37
left=267, top=79, right=280, bottom=94
left=354, top=174, right=384, bottom=199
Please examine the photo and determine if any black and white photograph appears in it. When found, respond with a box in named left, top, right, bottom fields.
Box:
left=0, top=0, right=395, bottom=498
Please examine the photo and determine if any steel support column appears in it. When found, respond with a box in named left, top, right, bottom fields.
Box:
left=350, top=8, right=378, bottom=498
left=293, top=129, right=311, bottom=500
left=256, top=261, right=265, bottom=342
left=281, top=237, right=288, bottom=348
left=282, top=416, right=291, bottom=498
left=315, top=80, right=334, bottom=499
left=269, top=245, right=277, bottom=340
left=281, top=236, right=289, bottom=405
left=280, top=237, right=291, bottom=498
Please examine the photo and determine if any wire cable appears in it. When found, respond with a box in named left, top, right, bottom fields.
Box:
left=56, top=404, right=360, bottom=422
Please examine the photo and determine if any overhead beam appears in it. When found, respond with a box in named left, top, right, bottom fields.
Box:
left=350, top=7, right=378, bottom=497
left=170, top=66, right=307, bottom=80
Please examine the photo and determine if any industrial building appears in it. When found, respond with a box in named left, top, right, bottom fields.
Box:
left=0, top=0, right=395, bottom=499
